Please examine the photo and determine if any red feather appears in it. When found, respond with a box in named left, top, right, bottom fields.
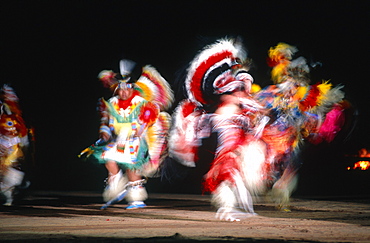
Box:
left=181, top=100, right=197, bottom=118
left=203, top=151, right=239, bottom=192
left=300, top=84, right=320, bottom=110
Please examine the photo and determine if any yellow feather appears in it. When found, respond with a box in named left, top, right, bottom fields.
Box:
left=271, top=63, right=288, bottom=83
left=135, top=82, right=153, bottom=101
left=295, top=86, right=308, bottom=100
left=317, top=80, right=332, bottom=105
left=268, top=43, right=295, bottom=60
left=268, top=43, right=297, bottom=84
left=146, top=125, right=156, bottom=148
left=250, top=83, right=261, bottom=94
left=317, top=80, right=332, bottom=95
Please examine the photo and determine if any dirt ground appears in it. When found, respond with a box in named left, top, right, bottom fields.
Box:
left=0, top=191, right=369, bottom=242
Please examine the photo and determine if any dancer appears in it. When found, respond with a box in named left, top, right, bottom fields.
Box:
left=80, top=59, right=173, bottom=209
left=254, top=43, right=347, bottom=211
left=169, top=38, right=269, bottom=221
left=0, top=85, right=30, bottom=206
left=169, top=39, right=348, bottom=220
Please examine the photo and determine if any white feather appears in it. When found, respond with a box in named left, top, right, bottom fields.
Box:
left=119, top=59, right=136, bottom=76
left=185, top=38, right=247, bottom=105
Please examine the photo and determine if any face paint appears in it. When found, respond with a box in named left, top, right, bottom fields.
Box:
left=118, top=82, right=131, bottom=90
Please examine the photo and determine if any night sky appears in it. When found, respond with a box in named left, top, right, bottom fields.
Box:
left=2, top=1, right=369, bottom=194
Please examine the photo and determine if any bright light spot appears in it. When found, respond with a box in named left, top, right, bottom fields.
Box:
left=353, top=161, right=370, bottom=170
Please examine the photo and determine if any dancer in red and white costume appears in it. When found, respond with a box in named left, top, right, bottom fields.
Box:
left=169, top=38, right=269, bottom=221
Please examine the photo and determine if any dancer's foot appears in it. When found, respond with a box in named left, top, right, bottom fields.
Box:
left=126, top=201, right=146, bottom=210
left=215, top=207, right=257, bottom=221
left=103, top=170, right=126, bottom=202
left=277, top=205, right=291, bottom=212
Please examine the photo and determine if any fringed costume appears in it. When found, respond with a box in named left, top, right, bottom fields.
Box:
left=254, top=43, right=347, bottom=211
left=169, top=39, right=348, bottom=220
left=169, top=38, right=269, bottom=221
left=0, top=85, right=30, bottom=206
left=80, top=60, right=173, bottom=209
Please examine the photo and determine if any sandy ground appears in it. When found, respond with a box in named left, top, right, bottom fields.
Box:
left=0, top=191, right=369, bottom=242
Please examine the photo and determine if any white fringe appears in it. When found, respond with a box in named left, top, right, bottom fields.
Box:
left=125, top=185, right=148, bottom=203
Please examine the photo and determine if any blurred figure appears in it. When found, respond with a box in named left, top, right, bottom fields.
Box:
left=169, top=39, right=349, bottom=220
left=254, top=43, right=347, bottom=211
left=80, top=60, right=173, bottom=209
left=0, top=84, right=30, bottom=206
left=205, top=82, right=269, bottom=221
left=169, top=38, right=269, bottom=221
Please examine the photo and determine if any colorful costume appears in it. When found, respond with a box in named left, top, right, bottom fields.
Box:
left=169, top=39, right=348, bottom=220
left=169, top=38, right=268, bottom=221
left=254, top=43, right=347, bottom=210
left=81, top=61, right=173, bottom=208
left=0, top=85, right=30, bottom=206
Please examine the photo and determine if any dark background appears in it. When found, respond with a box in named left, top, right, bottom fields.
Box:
left=1, top=1, right=369, bottom=197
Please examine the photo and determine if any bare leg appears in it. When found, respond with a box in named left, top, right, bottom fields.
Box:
left=126, top=169, right=141, bottom=181
left=271, top=169, right=298, bottom=212
left=105, top=161, right=120, bottom=176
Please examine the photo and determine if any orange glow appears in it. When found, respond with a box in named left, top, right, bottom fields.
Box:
left=358, top=148, right=370, bottom=157
left=346, top=148, right=370, bottom=171
left=352, top=161, right=370, bottom=170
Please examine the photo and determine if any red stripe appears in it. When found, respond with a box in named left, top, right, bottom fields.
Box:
left=190, top=50, right=233, bottom=104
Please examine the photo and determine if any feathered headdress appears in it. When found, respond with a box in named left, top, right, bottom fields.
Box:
left=185, top=38, right=248, bottom=106
left=267, top=43, right=310, bottom=85
left=98, top=59, right=174, bottom=111
left=98, top=59, right=138, bottom=92
left=135, top=65, right=174, bottom=111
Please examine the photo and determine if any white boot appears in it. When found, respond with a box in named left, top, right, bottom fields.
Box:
left=212, top=181, right=256, bottom=221
left=1, top=167, right=24, bottom=206
left=125, top=185, right=148, bottom=209
left=103, top=170, right=127, bottom=202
